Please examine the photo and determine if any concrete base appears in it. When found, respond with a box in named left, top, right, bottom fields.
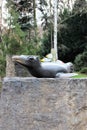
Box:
left=0, top=77, right=87, bottom=130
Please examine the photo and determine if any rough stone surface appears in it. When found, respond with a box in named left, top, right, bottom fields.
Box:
left=6, top=55, right=16, bottom=77
left=0, top=77, right=87, bottom=130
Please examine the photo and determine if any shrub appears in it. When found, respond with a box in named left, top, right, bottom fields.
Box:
left=80, top=67, right=87, bottom=74
left=0, top=56, right=6, bottom=77
left=74, top=51, right=87, bottom=71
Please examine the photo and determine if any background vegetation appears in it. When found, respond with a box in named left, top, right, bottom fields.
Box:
left=0, top=0, right=87, bottom=77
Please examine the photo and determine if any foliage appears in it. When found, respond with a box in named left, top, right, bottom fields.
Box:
left=38, top=8, right=72, bottom=59
left=39, top=0, right=87, bottom=63
left=20, top=40, right=40, bottom=55
left=1, top=0, right=87, bottom=77
left=59, top=8, right=71, bottom=21
left=6, top=0, right=33, bottom=31
left=58, top=0, right=87, bottom=62
left=79, top=67, right=87, bottom=74
left=74, top=51, right=87, bottom=71
left=37, top=32, right=51, bottom=57
left=72, top=0, right=87, bottom=13
left=0, top=0, right=44, bottom=77
left=0, top=56, right=6, bottom=77
left=1, top=25, right=25, bottom=55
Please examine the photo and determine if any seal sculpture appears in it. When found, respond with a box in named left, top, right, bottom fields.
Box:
left=12, top=55, right=75, bottom=78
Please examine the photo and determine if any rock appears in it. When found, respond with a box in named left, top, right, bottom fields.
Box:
left=0, top=77, right=87, bottom=130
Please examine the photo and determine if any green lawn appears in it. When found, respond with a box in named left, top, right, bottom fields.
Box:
left=73, top=73, right=87, bottom=78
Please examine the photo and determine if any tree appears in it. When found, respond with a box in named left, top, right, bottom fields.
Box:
left=1, top=0, right=25, bottom=56
left=58, top=0, right=87, bottom=62
left=38, top=0, right=87, bottom=63
left=0, top=0, right=40, bottom=77
left=13, top=0, right=33, bottom=31
left=74, top=51, right=87, bottom=71
left=38, top=0, right=73, bottom=59
left=49, top=0, right=53, bottom=49
left=33, top=0, right=37, bottom=39
left=73, top=0, right=87, bottom=13
left=38, top=0, right=49, bottom=30
left=53, top=0, right=58, bottom=61
left=38, top=0, right=73, bottom=60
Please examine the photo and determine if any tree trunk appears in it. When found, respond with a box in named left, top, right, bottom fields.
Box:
left=33, top=0, right=37, bottom=39
left=53, top=0, right=58, bottom=61
left=49, top=0, right=53, bottom=48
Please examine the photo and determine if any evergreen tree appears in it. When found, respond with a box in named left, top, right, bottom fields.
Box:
left=13, top=0, right=33, bottom=31
left=73, top=0, right=87, bottom=13
left=38, top=0, right=87, bottom=63
left=58, top=0, right=87, bottom=62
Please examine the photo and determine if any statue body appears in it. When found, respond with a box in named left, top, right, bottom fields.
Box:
left=12, top=55, right=75, bottom=78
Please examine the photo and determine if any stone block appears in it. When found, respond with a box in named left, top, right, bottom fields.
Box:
left=0, top=77, right=87, bottom=130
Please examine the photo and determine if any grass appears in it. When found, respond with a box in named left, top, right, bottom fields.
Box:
left=73, top=72, right=87, bottom=78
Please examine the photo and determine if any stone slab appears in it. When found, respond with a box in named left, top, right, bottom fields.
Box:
left=0, top=77, right=87, bottom=130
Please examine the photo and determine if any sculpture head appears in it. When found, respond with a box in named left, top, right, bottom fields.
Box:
left=12, top=55, right=41, bottom=68
left=66, top=62, right=74, bottom=73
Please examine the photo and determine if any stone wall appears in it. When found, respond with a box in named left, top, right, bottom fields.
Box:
left=0, top=77, right=87, bottom=130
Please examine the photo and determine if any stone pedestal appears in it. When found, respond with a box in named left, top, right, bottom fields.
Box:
left=0, top=77, right=87, bottom=130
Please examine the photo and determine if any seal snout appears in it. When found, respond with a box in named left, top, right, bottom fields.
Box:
left=12, top=55, right=20, bottom=61
left=12, top=55, right=27, bottom=65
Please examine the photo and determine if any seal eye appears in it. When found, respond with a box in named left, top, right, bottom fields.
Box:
left=29, top=57, right=34, bottom=62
